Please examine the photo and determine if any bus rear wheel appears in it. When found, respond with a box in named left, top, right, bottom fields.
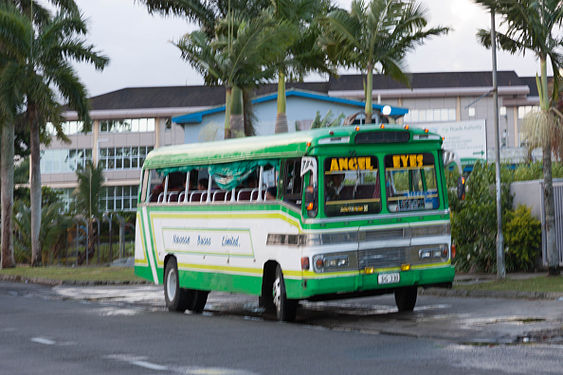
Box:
left=186, top=290, right=208, bottom=313
left=272, top=265, right=297, bottom=322
left=394, top=286, right=417, bottom=312
left=164, top=258, right=190, bottom=313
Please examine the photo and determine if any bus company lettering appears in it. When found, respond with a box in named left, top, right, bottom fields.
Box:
left=222, top=235, right=240, bottom=247
left=173, top=234, right=190, bottom=245
left=197, top=235, right=211, bottom=246
left=329, top=157, right=374, bottom=172
left=392, top=154, right=423, bottom=169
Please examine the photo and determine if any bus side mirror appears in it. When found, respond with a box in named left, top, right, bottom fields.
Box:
left=304, top=185, right=317, bottom=218
left=457, top=176, right=466, bottom=200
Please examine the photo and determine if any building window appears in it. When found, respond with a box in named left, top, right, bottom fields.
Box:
left=101, top=185, right=138, bottom=212
left=518, top=105, right=539, bottom=119
left=99, top=146, right=153, bottom=170
left=46, top=121, right=92, bottom=136
left=403, top=108, right=456, bottom=123
left=52, top=188, right=74, bottom=212
left=40, top=148, right=92, bottom=174
left=100, top=118, right=156, bottom=133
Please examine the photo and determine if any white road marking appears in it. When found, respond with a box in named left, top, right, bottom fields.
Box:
left=106, top=354, right=258, bottom=374
left=131, top=360, right=169, bottom=371
left=31, top=337, right=55, bottom=345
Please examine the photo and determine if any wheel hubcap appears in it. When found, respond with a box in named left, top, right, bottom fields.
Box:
left=167, top=269, right=177, bottom=300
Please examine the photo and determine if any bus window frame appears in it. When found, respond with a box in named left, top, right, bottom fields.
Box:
left=321, top=155, right=382, bottom=218
left=384, top=152, right=440, bottom=213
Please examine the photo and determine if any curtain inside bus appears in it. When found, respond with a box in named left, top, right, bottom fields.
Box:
left=157, top=160, right=279, bottom=191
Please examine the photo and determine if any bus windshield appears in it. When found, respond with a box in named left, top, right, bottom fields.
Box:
left=323, top=156, right=381, bottom=217
left=384, top=152, right=439, bottom=212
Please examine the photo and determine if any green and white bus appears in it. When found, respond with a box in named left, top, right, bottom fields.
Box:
left=134, top=124, right=455, bottom=321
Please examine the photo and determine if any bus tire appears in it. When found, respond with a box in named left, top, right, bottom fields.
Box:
left=273, top=265, right=297, bottom=322
left=187, top=290, right=208, bottom=313
left=164, top=257, right=190, bottom=313
left=394, top=286, right=417, bottom=312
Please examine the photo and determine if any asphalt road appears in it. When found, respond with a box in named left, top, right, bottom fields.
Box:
left=1, top=281, right=562, bottom=375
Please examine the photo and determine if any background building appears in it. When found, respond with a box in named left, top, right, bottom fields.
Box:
left=41, top=71, right=542, bottom=212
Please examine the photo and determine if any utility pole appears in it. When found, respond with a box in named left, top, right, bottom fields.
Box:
left=490, top=9, right=505, bottom=279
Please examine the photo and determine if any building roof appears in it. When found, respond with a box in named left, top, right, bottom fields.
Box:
left=87, top=82, right=330, bottom=111
left=81, top=71, right=542, bottom=113
left=519, top=76, right=540, bottom=97
left=172, top=89, right=408, bottom=124
left=328, top=71, right=524, bottom=91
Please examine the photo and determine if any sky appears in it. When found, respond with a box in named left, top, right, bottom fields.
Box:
left=68, top=0, right=550, bottom=97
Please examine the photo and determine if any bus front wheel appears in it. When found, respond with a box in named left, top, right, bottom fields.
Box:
left=272, top=265, right=297, bottom=322
left=164, top=257, right=190, bottom=312
left=394, top=286, right=417, bottom=312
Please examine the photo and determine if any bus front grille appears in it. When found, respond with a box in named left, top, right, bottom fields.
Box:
left=358, top=248, right=406, bottom=269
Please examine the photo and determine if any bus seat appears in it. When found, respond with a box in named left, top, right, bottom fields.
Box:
left=167, top=191, right=179, bottom=203
left=340, top=185, right=354, bottom=200
left=355, top=184, right=375, bottom=199
left=213, top=190, right=226, bottom=202
left=190, top=191, right=202, bottom=202
left=250, top=188, right=261, bottom=201
left=237, top=188, right=253, bottom=201
left=157, top=192, right=165, bottom=203
left=225, top=190, right=233, bottom=202
left=178, top=192, right=185, bottom=202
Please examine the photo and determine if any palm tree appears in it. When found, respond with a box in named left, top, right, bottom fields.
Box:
left=270, top=0, right=335, bottom=133
left=0, top=4, right=108, bottom=266
left=139, top=0, right=270, bottom=36
left=176, top=12, right=295, bottom=137
left=475, top=0, right=562, bottom=275
left=0, top=114, right=15, bottom=268
left=13, top=199, right=72, bottom=265
left=320, top=0, right=449, bottom=123
left=73, top=160, right=104, bottom=263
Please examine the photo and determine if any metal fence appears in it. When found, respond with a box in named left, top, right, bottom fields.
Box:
left=511, top=178, right=563, bottom=267
left=540, top=179, right=563, bottom=266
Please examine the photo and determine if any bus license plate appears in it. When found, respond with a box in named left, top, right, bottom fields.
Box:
left=378, top=272, right=400, bottom=285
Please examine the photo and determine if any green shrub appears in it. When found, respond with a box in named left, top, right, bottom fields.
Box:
left=504, top=205, right=541, bottom=272
left=452, top=161, right=513, bottom=273
left=513, top=161, right=563, bottom=181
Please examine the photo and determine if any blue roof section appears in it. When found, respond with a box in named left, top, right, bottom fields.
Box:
left=173, top=89, right=408, bottom=124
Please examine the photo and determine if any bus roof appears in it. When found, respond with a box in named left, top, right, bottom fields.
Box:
left=143, top=125, right=442, bottom=170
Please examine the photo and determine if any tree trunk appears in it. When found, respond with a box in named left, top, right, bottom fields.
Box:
left=365, top=66, right=373, bottom=124
left=224, top=87, right=232, bottom=139
left=1, top=122, right=16, bottom=268
left=539, top=56, right=559, bottom=275
left=542, top=142, right=558, bottom=275
left=29, top=110, right=42, bottom=266
left=274, top=73, right=288, bottom=134
left=230, top=86, right=244, bottom=138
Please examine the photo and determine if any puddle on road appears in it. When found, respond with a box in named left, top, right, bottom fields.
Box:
left=517, top=328, right=563, bottom=344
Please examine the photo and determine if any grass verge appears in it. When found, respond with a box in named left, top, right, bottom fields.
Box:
left=455, top=275, right=563, bottom=294
left=0, top=265, right=144, bottom=283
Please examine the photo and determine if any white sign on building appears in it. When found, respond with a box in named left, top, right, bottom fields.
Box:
left=421, top=120, right=487, bottom=160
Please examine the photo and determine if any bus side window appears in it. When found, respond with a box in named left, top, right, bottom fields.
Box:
left=148, top=170, right=163, bottom=203
left=140, top=170, right=150, bottom=203
left=281, top=158, right=302, bottom=206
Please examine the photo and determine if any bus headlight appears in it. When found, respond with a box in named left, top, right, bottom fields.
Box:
left=418, top=244, right=449, bottom=261
left=313, top=254, right=350, bottom=273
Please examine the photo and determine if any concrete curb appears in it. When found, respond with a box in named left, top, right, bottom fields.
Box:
left=1, top=274, right=561, bottom=300
left=420, top=287, right=563, bottom=300
left=0, top=274, right=149, bottom=287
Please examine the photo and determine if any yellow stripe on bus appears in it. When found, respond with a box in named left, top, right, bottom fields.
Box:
left=149, top=211, right=302, bottom=232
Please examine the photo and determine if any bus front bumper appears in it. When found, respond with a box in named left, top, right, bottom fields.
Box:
left=286, top=265, right=455, bottom=300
